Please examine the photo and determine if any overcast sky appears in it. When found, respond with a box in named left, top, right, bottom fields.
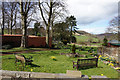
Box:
left=66, top=0, right=119, bottom=34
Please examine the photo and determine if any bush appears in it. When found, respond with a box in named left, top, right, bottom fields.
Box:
left=62, top=40, right=68, bottom=45
left=54, top=42, right=64, bottom=49
left=102, top=37, right=108, bottom=46
left=85, top=55, right=88, bottom=58
left=72, top=36, right=76, bottom=43
left=37, top=33, right=41, bottom=36
left=51, top=44, right=55, bottom=48
left=2, top=45, right=12, bottom=49
left=71, top=44, right=76, bottom=54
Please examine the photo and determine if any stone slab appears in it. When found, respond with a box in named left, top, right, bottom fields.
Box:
left=30, top=72, right=55, bottom=78
left=1, top=70, right=16, bottom=77
left=66, top=70, right=82, bottom=78
left=91, top=75, right=108, bottom=80
left=15, top=72, right=30, bottom=78
left=81, top=75, right=89, bottom=78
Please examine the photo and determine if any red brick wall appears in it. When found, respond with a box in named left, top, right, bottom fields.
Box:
left=2, top=35, right=22, bottom=47
left=2, top=35, right=52, bottom=47
left=28, top=36, right=52, bottom=47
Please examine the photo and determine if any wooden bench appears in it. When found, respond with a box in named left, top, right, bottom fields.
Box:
left=15, top=54, right=33, bottom=66
left=73, top=58, right=98, bottom=70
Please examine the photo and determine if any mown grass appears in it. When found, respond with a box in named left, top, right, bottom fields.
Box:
left=2, top=48, right=119, bottom=78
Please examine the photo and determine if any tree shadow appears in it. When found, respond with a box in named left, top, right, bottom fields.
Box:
left=97, top=66, right=103, bottom=68
left=77, top=66, right=103, bottom=70
left=8, top=58, right=15, bottom=59
left=29, top=63, right=40, bottom=67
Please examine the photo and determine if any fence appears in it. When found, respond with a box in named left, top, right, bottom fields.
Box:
left=2, top=35, right=52, bottom=47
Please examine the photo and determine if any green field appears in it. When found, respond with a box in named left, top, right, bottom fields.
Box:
left=75, top=35, right=102, bottom=46
left=75, top=35, right=99, bottom=42
left=1, top=47, right=119, bottom=78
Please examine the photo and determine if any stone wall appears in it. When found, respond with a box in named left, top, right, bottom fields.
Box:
left=102, top=47, right=120, bottom=61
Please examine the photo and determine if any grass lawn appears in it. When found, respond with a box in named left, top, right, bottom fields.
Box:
left=2, top=48, right=119, bottom=78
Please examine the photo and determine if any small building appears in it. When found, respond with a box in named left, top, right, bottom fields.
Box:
left=108, top=40, right=120, bottom=47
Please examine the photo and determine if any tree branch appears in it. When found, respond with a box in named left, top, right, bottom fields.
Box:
left=39, top=1, right=48, bottom=26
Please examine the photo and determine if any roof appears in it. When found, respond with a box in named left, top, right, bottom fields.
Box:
left=108, top=40, right=120, bottom=46
left=108, top=40, right=120, bottom=44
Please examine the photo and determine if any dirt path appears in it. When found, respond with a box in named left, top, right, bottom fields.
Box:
left=72, top=43, right=101, bottom=47
left=1, top=48, right=59, bottom=56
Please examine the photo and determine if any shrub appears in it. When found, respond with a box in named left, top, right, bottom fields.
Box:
left=102, top=37, right=108, bottom=46
left=93, top=53, right=98, bottom=56
left=71, top=44, right=76, bottom=54
left=85, top=55, right=88, bottom=58
left=54, top=42, right=64, bottom=49
left=62, top=40, right=68, bottom=45
left=37, top=33, right=41, bottom=36
left=2, top=45, right=12, bottom=49
left=71, top=36, right=76, bottom=43
left=51, top=44, right=55, bottom=48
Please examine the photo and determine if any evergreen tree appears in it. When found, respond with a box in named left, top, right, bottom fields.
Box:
left=103, top=37, right=108, bottom=46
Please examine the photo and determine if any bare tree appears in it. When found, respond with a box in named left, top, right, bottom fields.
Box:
left=4, top=2, right=18, bottom=35
left=38, top=0, right=53, bottom=47
left=2, top=2, right=5, bottom=35
left=107, top=16, right=120, bottom=33
left=106, top=16, right=120, bottom=40
left=19, top=0, right=37, bottom=48
left=38, top=0, right=67, bottom=47
left=0, top=3, right=3, bottom=34
left=50, top=0, right=67, bottom=38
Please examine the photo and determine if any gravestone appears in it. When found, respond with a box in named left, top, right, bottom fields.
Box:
left=66, top=70, right=82, bottom=77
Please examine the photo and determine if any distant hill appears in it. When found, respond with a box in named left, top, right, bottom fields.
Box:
left=74, top=30, right=100, bottom=45
left=74, top=30, right=91, bottom=35
left=96, top=33, right=117, bottom=41
left=74, top=30, right=98, bottom=38
left=96, top=33, right=114, bottom=37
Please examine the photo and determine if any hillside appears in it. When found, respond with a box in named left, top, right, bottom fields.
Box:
left=74, top=30, right=100, bottom=45
left=96, top=33, right=118, bottom=41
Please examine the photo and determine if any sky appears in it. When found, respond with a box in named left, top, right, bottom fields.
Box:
left=66, top=0, right=119, bottom=34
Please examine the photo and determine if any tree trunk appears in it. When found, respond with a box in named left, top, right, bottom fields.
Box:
left=10, top=26, right=12, bottom=35
left=51, top=20, right=54, bottom=42
left=70, top=25, right=72, bottom=43
left=7, top=21, right=10, bottom=34
left=21, top=15, right=27, bottom=48
left=46, top=26, right=49, bottom=47
left=2, top=27, right=4, bottom=35
left=2, top=2, right=4, bottom=35
left=20, top=1, right=27, bottom=48
left=10, top=13, right=13, bottom=35
left=47, top=1, right=52, bottom=47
